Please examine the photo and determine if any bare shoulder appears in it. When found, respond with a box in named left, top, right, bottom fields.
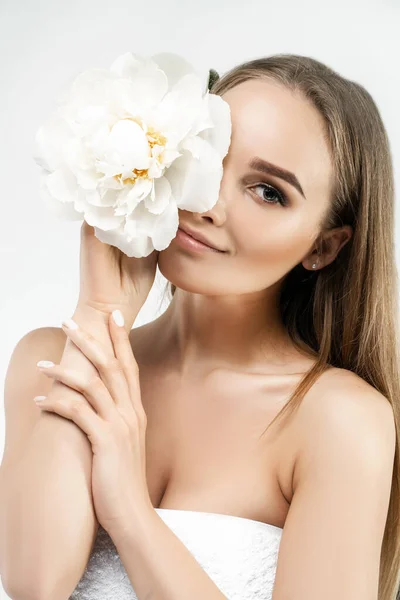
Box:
left=292, top=366, right=396, bottom=487
left=18, top=325, right=67, bottom=346
left=4, top=325, right=68, bottom=405
left=307, top=366, right=394, bottom=421
left=1, top=327, right=68, bottom=473
left=271, top=366, right=396, bottom=598
left=7, top=326, right=67, bottom=367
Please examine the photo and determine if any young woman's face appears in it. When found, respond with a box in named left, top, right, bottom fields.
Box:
left=158, top=78, right=334, bottom=295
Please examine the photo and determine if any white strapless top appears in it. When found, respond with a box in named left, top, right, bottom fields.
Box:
left=69, top=508, right=283, bottom=599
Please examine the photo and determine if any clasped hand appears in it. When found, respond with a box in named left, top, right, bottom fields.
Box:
left=34, top=309, right=153, bottom=537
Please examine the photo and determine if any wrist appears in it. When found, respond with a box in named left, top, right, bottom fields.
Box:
left=72, top=305, right=111, bottom=327
left=70, top=306, right=119, bottom=354
left=73, top=303, right=140, bottom=332
left=107, top=500, right=157, bottom=545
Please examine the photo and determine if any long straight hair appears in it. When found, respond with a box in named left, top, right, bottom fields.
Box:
left=163, top=54, right=400, bottom=600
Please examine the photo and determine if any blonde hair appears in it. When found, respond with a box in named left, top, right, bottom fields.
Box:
left=163, top=54, right=400, bottom=599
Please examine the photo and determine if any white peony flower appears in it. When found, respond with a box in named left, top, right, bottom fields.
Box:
left=33, top=52, right=232, bottom=257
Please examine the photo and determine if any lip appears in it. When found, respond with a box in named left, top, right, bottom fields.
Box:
left=175, top=227, right=225, bottom=254
left=178, top=225, right=224, bottom=252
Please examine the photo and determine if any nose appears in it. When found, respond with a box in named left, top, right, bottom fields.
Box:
left=192, top=194, right=227, bottom=226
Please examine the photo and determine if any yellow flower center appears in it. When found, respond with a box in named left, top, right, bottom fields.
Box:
left=113, top=119, right=167, bottom=185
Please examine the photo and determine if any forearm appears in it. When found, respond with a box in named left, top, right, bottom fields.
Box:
left=44, top=306, right=119, bottom=408
left=2, top=415, right=96, bottom=598
left=1, top=307, right=125, bottom=598
left=48, top=303, right=135, bottom=405
left=109, top=508, right=227, bottom=600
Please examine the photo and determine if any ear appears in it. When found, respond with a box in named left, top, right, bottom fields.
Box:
left=302, top=225, right=353, bottom=271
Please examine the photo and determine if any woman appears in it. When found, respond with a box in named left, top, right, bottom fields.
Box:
left=1, top=54, right=399, bottom=600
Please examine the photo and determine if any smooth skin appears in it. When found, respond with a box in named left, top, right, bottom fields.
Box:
left=128, top=78, right=395, bottom=598
left=1, top=78, right=395, bottom=599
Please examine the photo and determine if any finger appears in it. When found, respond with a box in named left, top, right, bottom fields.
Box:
left=60, top=318, right=132, bottom=412
left=37, top=361, right=117, bottom=422
left=33, top=392, right=107, bottom=447
left=108, top=310, right=146, bottom=422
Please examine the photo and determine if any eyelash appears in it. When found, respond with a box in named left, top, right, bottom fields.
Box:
left=250, top=182, right=289, bottom=207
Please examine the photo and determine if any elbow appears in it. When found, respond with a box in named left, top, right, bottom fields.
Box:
left=2, top=575, right=38, bottom=600
left=2, top=574, right=69, bottom=600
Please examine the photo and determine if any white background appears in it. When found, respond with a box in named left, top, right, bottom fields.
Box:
left=1, top=0, right=399, bottom=597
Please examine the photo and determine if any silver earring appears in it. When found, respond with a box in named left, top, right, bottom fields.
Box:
left=312, top=263, right=317, bottom=269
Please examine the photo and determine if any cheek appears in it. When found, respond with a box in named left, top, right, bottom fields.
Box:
left=234, top=211, right=315, bottom=272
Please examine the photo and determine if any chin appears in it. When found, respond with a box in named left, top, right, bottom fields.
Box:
left=157, top=249, right=228, bottom=296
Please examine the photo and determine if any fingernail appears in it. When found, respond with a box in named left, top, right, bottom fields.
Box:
left=62, top=318, right=79, bottom=330
left=37, top=360, right=55, bottom=368
left=33, top=396, right=46, bottom=403
left=112, top=309, right=124, bottom=326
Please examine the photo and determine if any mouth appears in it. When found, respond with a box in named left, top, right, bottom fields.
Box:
left=175, top=227, right=226, bottom=254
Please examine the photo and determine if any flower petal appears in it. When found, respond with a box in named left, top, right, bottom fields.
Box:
left=33, top=51, right=232, bottom=259
left=151, top=198, right=179, bottom=250
left=107, top=119, right=151, bottom=172
left=66, top=68, right=118, bottom=107
left=94, top=219, right=154, bottom=258
left=151, top=73, right=205, bottom=144
left=83, top=205, right=125, bottom=231
left=144, top=176, right=171, bottom=215
left=40, top=173, right=83, bottom=220
left=33, top=113, right=75, bottom=172
left=45, top=167, right=79, bottom=204
left=110, top=52, right=168, bottom=112
left=115, top=178, right=153, bottom=215
left=198, top=93, right=232, bottom=159
left=149, top=52, right=208, bottom=93
left=166, top=136, right=223, bottom=213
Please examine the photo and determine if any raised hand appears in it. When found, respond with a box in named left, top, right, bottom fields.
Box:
left=76, top=220, right=159, bottom=329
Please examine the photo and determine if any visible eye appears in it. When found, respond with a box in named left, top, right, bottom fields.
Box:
left=250, top=183, right=289, bottom=207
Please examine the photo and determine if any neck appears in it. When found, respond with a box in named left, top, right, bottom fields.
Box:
left=152, top=286, right=299, bottom=376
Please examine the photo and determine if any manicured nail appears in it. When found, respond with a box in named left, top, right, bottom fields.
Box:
left=62, top=318, right=79, bottom=330
left=112, top=309, right=124, bottom=326
left=33, top=396, right=46, bottom=403
left=37, top=360, right=55, bottom=368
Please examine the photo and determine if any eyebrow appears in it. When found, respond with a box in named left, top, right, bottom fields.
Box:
left=248, top=157, right=306, bottom=200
